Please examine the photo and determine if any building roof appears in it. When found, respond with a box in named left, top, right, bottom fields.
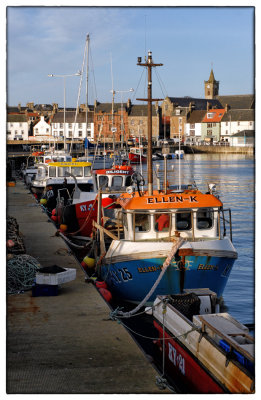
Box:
left=186, top=110, right=207, bottom=123
left=167, top=97, right=223, bottom=110
left=128, top=104, right=157, bottom=117
left=222, top=109, right=255, bottom=122
left=95, top=102, right=128, bottom=114
left=52, top=111, right=93, bottom=123
left=202, top=109, right=226, bottom=123
left=217, top=94, right=254, bottom=110
left=7, top=114, right=28, bottom=123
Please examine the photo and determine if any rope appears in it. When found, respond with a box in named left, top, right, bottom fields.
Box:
left=7, top=254, right=41, bottom=294
left=66, top=193, right=99, bottom=236
left=110, top=237, right=185, bottom=319
left=58, top=231, right=91, bottom=249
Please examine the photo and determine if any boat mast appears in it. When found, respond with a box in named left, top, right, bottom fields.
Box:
left=85, top=34, right=90, bottom=159
left=137, top=51, right=163, bottom=195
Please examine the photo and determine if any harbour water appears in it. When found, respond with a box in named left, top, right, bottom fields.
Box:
left=135, top=153, right=255, bottom=324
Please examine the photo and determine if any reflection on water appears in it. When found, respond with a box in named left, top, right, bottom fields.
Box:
left=134, top=153, right=255, bottom=324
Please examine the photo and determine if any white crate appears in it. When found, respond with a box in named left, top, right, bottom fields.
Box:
left=36, top=268, right=76, bottom=285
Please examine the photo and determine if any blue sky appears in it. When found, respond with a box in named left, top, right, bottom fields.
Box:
left=7, top=6, right=255, bottom=107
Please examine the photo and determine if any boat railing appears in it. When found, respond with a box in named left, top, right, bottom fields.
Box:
left=220, top=208, right=233, bottom=242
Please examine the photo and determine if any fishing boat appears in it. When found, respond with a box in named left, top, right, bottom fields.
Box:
left=31, top=160, right=92, bottom=200
left=148, top=289, right=254, bottom=393
left=55, top=165, right=135, bottom=238
left=128, top=146, right=147, bottom=164
left=95, top=51, right=237, bottom=305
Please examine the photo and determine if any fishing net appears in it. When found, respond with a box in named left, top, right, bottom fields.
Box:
left=7, top=254, right=41, bottom=294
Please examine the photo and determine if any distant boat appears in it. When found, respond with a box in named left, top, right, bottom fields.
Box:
left=128, top=146, right=147, bottom=164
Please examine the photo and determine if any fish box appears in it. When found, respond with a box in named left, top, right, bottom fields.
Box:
left=35, top=268, right=76, bottom=285
left=32, top=283, right=59, bottom=297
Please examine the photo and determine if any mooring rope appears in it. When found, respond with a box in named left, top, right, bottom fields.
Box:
left=110, top=237, right=185, bottom=319
left=7, top=254, right=41, bottom=294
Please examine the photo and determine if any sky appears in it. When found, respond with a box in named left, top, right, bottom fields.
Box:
left=6, top=5, right=255, bottom=108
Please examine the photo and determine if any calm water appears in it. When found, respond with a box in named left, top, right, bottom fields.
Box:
left=135, top=153, right=255, bottom=324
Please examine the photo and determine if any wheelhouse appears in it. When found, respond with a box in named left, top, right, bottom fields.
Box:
left=93, top=167, right=134, bottom=192
left=121, top=207, right=232, bottom=242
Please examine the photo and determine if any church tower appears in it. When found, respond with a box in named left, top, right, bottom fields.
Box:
left=204, top=69, right=219, bottom=99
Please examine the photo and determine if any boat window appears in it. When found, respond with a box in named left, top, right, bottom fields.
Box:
left=71, top=167, right=83, bottom=177
left=154, top=213, right=170, bottom=232
left=112, top=176, right=123, bottom=187
left=122, top=212, right=128, bottom=231
left=38, top=166, right=47, bottom=179
left=98, top=175, right=109, bottom=189
left=58, top=167, right=69, bottom=177
left=135, top=214, right=150, bottom=232
left=49, top=166, right=56, bottom=177
left=84, top=166, right=91, bottom=176
left=125, top=176, right=132, bottom=186
left=176, top=211, right=192, bottom=230
left=197, top=208, right=214, bottom=230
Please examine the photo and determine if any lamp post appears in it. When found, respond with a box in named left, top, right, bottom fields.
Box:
left=48, top=71, right=81, bottom=150
left=110, top=88, right=134, bottom=148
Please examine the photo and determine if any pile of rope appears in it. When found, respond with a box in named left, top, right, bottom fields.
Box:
left=7, top=216, right=26, bottom=255
left=7, top=254, right=41, bottom=294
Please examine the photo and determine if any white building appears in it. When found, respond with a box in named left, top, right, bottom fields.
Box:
left=51, top=111, right=94, bottom=141
left=33, top=116, right=51, bottom=138
left=7, top=114, right=29, bottom=140
left=185, top=110, right=206, bottom=144
left=221, top=109, right=255, bottom=140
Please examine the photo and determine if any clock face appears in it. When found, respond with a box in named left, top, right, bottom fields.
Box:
left=207, top=84, right=210, bottom=88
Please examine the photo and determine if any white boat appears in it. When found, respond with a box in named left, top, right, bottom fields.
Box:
left=148, top=289, right=254, bottom=393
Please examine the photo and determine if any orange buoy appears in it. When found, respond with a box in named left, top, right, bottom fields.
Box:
left=59, top=224, right=68, bottom=232
left=98, top=288, right=112, bottom=302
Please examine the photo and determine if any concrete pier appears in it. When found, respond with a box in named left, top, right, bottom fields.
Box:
left=6, top=180, right=167, bottom=394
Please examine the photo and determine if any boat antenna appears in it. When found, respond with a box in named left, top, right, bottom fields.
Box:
left=137, top=51, right=163, bottom=195
left=110, top=54, right=116, bottom=166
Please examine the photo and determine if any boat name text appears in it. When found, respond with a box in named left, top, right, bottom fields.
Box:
left=147, top=195, right=198, bottom=204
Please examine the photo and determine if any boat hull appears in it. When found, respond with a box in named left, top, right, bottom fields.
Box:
left=128, top=153, right=147, bottom=164
left=101, top=239, right=237, bottom=303
left=153, top=320, right=225, bottom=393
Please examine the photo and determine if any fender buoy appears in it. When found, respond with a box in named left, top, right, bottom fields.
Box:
left=95, top=280, right=108, bottom=289
left=40, top=198, right=47, bottom=205
left=51, top=215, right=57, bottom=222
left=98, top=288, right=112, bottom=302
left=102, top=197, right=115, bottom=209
left=51, top=209, right=56, bottom=216
left=82, top=256, right=95, bottom=269
left=59, top=224, right=68, bottom=232
left=7, top=239, right=15, bottom=248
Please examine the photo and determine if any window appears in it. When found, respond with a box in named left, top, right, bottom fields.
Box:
left=97, top=115, right=103, bottom=121
left=58, top=167, right=69, bottom=177
left=130, top=120, right=135, bottom=126
left=46, top=128, right=49, bottom=133
left=71, top=167, right=83, bottom=177
left=139, top=120, right=143, bottom=125
left=207, top=113, right=214, bottom=119
left=78, top=123, right=82, bottom=129
left=35, top=128, right=38, bottom=133
left=53, top=131, right=58, bottom=136
left=125, top=176, right=132, bottom=186
left=190, top=124, right=195, bottom=129
left=68, top=131, right=72, bottom=138
left=60, top=123, right=63, bottom=128
left=98, top=175, right=109, bottom=189
left=176, top=211, right=192, bottom=230
left=49, top=166, right=56, bottom=177
left=122, top=212, right=128, bottom=231
left=135, top=214, right=150, bottom=232
left=207, top=123, right=212, bottom=128
left=197, top=208, right=214, bottom=230
left=207, top=130, right=212, bottom=136
left=190, top=130, right=195, bottom=136
left=84, top=166, right=91, bottom=176
left=69, top=123, right=72, bottom=129
left=154, top=213, right=170, bottom=232
left=112, top=176, right=123, bottom=187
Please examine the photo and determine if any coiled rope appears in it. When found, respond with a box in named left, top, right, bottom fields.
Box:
left=7, top=254, right=41, bottom=294
left=110, top=237, right=185, bottom=319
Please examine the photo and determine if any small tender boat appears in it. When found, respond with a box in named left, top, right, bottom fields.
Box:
left=31, top=161, right=92, bottom=200
left=149, top=289, right=254, bottom=393
left=128, top=146, right=147, bottom=164
left=54, top=165, right=135, bottom=238
left=175, top=150, right=184, bottom=159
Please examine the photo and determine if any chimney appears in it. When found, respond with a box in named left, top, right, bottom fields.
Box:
left=207, top=102, right=210, bottom=112
left=189, top=102, right=192, bottom=113
left=18, top=103, right=21, bottom=112
left=225, top=104, right=230, bottom=112
left=127, top=98, right=131, bottom=109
